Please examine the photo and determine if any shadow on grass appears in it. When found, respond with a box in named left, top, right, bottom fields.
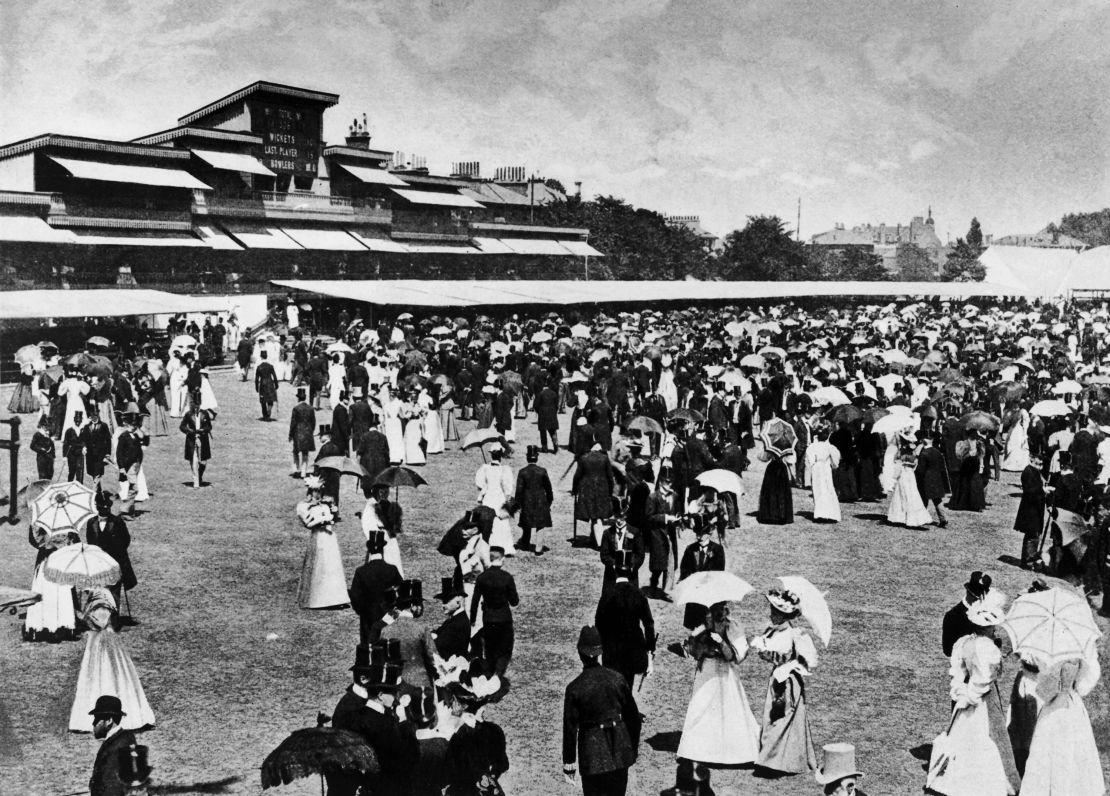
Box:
left=566, top=536, right=596, bottom=549
left=853, top=512, right=890, bottom=523
left=645, top=731, right=682, bottom=753
left=997, top=554, right=1024, bottom=569
left=910, top=742, right=933, bottom=772
left=150, top=775, right=242, bottom=794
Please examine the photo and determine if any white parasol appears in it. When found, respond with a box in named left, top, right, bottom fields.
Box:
left=695, top=469, right=744, bottom=496
left=776, top=575, right=832, bottom=647
left=1002, top=587, right=1101, bottom=668
left=673, top=571, right=753, bottom=607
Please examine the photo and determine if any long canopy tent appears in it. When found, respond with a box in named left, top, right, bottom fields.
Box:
left=272, top=278, right=1047, bottom=309
left=0, top=289, right=228, bottom=320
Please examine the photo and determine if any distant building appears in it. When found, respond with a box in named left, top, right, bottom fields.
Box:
left=665, top=215, right=720, bottom=251
left=810, top=208, right=945, bottom=275
left=993, top=225, right=1087, bottom=251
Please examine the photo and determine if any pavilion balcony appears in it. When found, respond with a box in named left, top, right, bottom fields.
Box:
left=193, top=189, right=391, bottom=225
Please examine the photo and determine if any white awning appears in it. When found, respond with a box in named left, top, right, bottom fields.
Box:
left=224, top=225, right=301, bottom=249
left=390, top=188, right=484, bottom=208
left=195, top=225, right=243, bottom=250
left=0, top=289, right=229, bottom=320
left=191, top=149, right=275, bottom=177
left=500, top=238, right=574, bottom=256
left=281, top=228, right=366, bottom=251
left=403, top=243, right=482, bottom=254
left=336, top=163, right=408, bottom=186
left=0, top=216, right=75, bottom=243
left=471, top=237, right=516, bottom=254
left=346, top=228, right=409, bottom=253
left=49, top=156, right=211, bottom=190
left=68, top=229, right=206, bottom=247
left=558, top=240, right=605, bottom=257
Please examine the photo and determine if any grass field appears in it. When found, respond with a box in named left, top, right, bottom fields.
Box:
left=1, top=369, right=1108, bottom=796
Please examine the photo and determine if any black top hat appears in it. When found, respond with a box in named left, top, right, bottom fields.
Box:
left=296, top=387, right=307, bottom=399
left=383, top=638, right=403, bottom=663
left=435, top=575, right=465, bottom=601
left=89, top=694, right=126, bottom=718
left=318, top=424, right=332, bottom=437
left=397, top=578, right=424, bottom=607
left=526, top=444, right=540, bottom=462
left=489, top=545, right=506, bottom=557
left=382, top=584, right=400, bottom=609
left=689, top=514, right=711, bottom=535
left=351, top=644, right=375, bottom=673
left=365, top=662, right=402, bottom=691
left=368, top=643, right=388, bottom=667
left=965, top=571, right=992, bottom=597
left=577, top=625, right=603, bottom=657
left=365, top=530, right=387, bottom=552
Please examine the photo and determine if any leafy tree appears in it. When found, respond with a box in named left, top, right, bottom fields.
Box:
left=1057, top=209, right=1110, bottom=247
left=941, top=218, right=987, bottom=282
left=966, top=217, right=983, bottom=250
left=896, top=243, right=938, bottom=281
left=718, top=216, right=811, bottom=281
left=804, top=247, right=890, bottom=281
left=543, top=177, right=567, bottom=196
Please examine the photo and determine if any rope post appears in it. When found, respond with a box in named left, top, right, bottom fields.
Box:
left=0, top=417, right=20, bottom=525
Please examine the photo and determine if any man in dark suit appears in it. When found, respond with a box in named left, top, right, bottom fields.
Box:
left=594, top=553, right=655, bottom=688
left=331, top=391, right=352, bottom=456
left=314, top=425, right=343, bottom=510
left=357, top=417, right=390, bottom=497
left=515, top=444, right=554, bottom=554
left=64, top=412, right=86, bottom=482
left=349, top=388, right=375, bottom=453
left=329, top=646, right=419, bottom=796
left=535, top=379, right=560, bottom=452
left=470, top=546, right=519, bottom=680
left=114, top=413, right=148, bottom=512
left=254, top=350, right=279, bottom=420
left=88, top=695, right=138, bottom=796
left=1050, top=452, right=1083, bottom=514
left=86, top=493, right=136, bottom=621
left=677, top=517, right=726, bottom=630
left=80, top=412, right=112, bottom=489
left=599, top=497, right=645, bottom=586
left=1015, top=451, right=1048, bottom=568
left=941, top=571, right=991, bottom=657
left=1069, top=420, right=1099, bottom=486
left=915, top=432, right=950, bottom=527
left=289, top=387, right=316, bottom=478
left=350, top=531, right=404, bottom=646
left=562, top=626, right=641, bottom=796
left=379, top=579, right=432, bottom=692
left=236, top=337, right=253, bottom=381
left=428, top=576, right=471, bottom=661
left=305, top=349, right=329, bottom=409
left=493, top=382, right=514, bottom=437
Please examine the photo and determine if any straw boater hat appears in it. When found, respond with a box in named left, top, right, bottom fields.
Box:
left=815, top=742, right=864, bottom=785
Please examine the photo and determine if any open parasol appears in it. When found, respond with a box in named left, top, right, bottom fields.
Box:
left=14, top=344, right=42, bottom=366
left=30, top=481, right=96, bottom=534
left=825, top=404, right=862, bottom=425
left=739, top=353, right=766, bottom=369
left=672, top=571, right=753, bottom=607
left=261, top=716, right=379, bottom=792
left=372, top=466, right=427, bottom=490
left=957, top=411, right=1001, bottom=433
left=1029, top=399, right=1071, bottom=418
left=313, top=457, right=368, bottom=478
left=461, top=428, right=509, bottom=451
left=626, top=415, right=663, bottom=436
left=86, top=335, right=111, bottom=348
left=760, top=418, right=797, bottom=458
left=775, top=575, right=832, bottom=647
left=695, top=469, right=744, bottom=496
left=809, top=386, right=851, bottom=407
left=1001, top=587, right=1101, bottom=668
left=668, top=407, right=706, bottom=424
left=872, top=413, right=918, bottom=436
left=1052, top=379, right=1083, bottom=396
left=43, top=544, right=120, bottom=588
left=325, top=342, right=354, bottom=355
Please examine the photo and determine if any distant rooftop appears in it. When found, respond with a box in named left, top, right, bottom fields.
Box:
left=177, top=80, right=339, bottom=125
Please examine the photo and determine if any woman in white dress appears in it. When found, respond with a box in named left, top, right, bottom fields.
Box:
left=327, top=354, right=346, bottom=409
left=401, top=395, right=426, bottom=466
left=58, top=371, right=90, bottom=437
left=475, top=448, right=516, bottom=555
left=380, top=385, right=405, bottom=464
left=69, top=587, right=155, bottom=732
left=1001, top=404, right=1030, bottom=473
left=805, top=427, right=841, bottom=522
left=361, top=485, right=404, bottom=577
left=459, top=519, right=491, bottom=640
left=887, top=434, right=933, bottom=528
left=23, top=527, right=78, bottom=642
left=1019, top=640, right=1104, bottom=796
left=420, top=386, right=445, bottom=455
left=168, top=356, right=189, bottom=417
left=657, top=354, right=679, bottom=412
left=926, top=590, right=1018, bottom=796
left=295, top=477, right=349, bottom=609
left=879, top=432, right=900, bottom=494
left=670, top=602, right=761, bottom=795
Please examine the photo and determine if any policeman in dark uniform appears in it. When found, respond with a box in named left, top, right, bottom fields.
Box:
left=562, top=626, right=642, bottom=796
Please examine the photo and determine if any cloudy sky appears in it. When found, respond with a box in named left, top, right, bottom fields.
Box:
left=2, top=0, right=1108, bottom=242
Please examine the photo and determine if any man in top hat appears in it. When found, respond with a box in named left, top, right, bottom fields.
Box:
left=289, top=386, right=316, bottom=478
left=79, top=410, right=112, bottom=489
left=815, top=742, right=866, bottom=795
left=88, top=695, right=139, bottom=796
left=314, top=424, right=343, bottom=510
left=305, top=346, right=329, bottom=409
left=349, top=387, right=375, bottom=453
left=677, top=516, right=725, bottom=630
left=331, top=390, right=352, bottom=456
left=350, top=531, right=404, bottom=646
left=378, top=579, right=433, bottom=692
left=236, top=336, right=253, bottom=382
left=535, top=376, right=560, bottom=452
left=594, top=551, right=656, bottom=688
left=1015, top=449, right=1049, bottom=569
left=941, top=571, right=992, bottom=657
left=599, top=496, right=645, bottom=587
left=514, top=444, right=554, bottom=555
left=115, top=409, right=150, bottom=510
left=493, top=379, right=515, bottom=440
left=427, top=576, right=471, bottom=662
left=254, top=349, right=279, bottom=421
left=329, top=645, right=419, bottom=796
left=562, top=626, right=642, bottom=796
left=644, top=475, right=680, bottom=600
left=356, top=414, right=390, bottom=495
left=471, top=546, right=519, bottom=682
left=86, top=493, right=136, bottom=624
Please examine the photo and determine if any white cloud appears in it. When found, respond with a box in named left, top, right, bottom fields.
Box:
left=910, top=140, right=939, bottom=161
left=781, top=172, right=834, bottom=190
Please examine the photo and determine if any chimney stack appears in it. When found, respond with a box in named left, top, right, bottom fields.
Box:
left=346, top=113, right=371, bottom=149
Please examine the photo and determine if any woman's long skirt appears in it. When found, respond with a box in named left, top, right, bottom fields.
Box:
left=69, top=629, right=155, bottom=732
left=756, top=670, right=817, bottom=773
left=677, top=657, right=761, bottom=765
left=757, top=459, right=793, bottom=525
left=297, top=529, right=349, bottom=609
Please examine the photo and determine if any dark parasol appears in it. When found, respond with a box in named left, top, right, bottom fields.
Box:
left=261, top=715, right=379, bottom=793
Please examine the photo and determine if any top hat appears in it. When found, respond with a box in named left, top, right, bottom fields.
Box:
left=766, top=587, right=801, bottom=616
left=964, top=571, right=992, bottom=597
left=689, top=514, right=711, bottom=535
left=434, top=575, right=465, bottom=601
left=397, top=578, right=423, bottom=607
left=296, top=387, right=307, bottom=399
left=576, top=625, right=603, bottom=657
left=815, top=742, right=864, bottom=785
left=365, top=661, right=403, bottom=691
left=89, top=694, right=126, bottom=719
left=526, top=444, right=540, bottom=462
left=351, top=644, right=375, bottom=673
left=365, top=529, right=387, bottom=552
left=318, top=424, right=332, bottom=437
